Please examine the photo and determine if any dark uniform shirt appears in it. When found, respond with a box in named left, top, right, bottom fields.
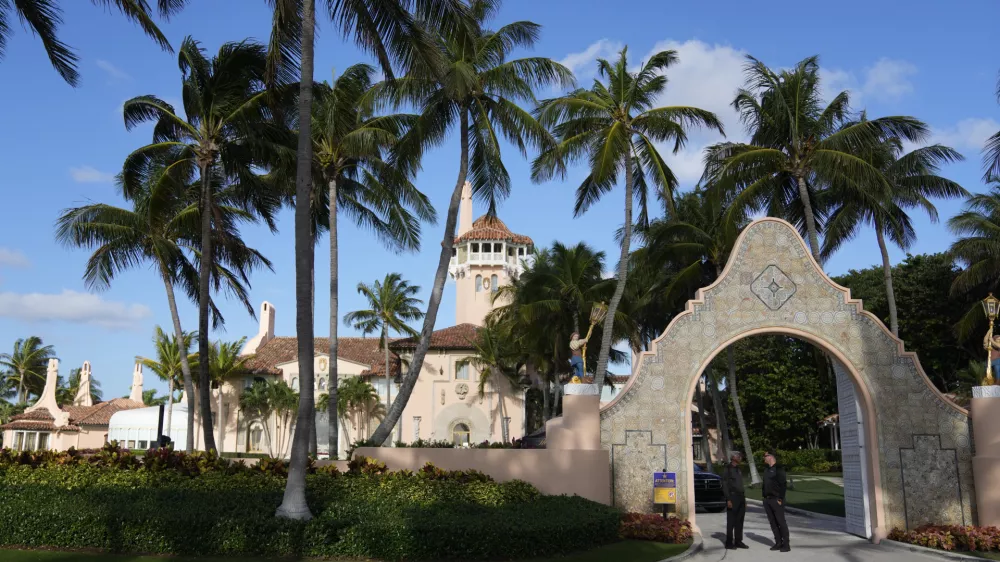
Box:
left=762, top=464, right=787, bottom=500
left=722, top=465, right=745, bottom=499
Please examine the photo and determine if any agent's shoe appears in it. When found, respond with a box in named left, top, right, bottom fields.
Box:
left=724, top=543, right=735, bottom=550
left=736, top=543, right=750, bottom=549
left=780, top=545, right=791, bottom=552
left=770, top=544, right=782, bottom=551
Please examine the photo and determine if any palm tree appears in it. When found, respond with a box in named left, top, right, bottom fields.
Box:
left=268, top=0, right=473, bottom=522
left=239, top=379, right=275, bottom=456
left=56, top=368, right=103, bottom=406
left=640, top=187, right=759, bottom=483
left=208, top=338, right=250, bottom=454
left=533, top=47, right=723, bottom=390
left=140, top=389, right=169, bottom=406
left=57, top=151, right=271, bottom=453
left=821, top=140, right=966, bottom=335
left=949, top=179, right=1000, bottom=340
left=333, top=376, right=385, bottom=443
left=276, top=63, right=436, bottom=462
left=137, top=326, right=195, bottom=442
left=122, top=37, right=285, bottom=453
left=703, top=55, right=928, bottom=262
left=344, top=273, right=423, bottom=442
left=0, top=337, right=56, bottom=404
left=985, top=74, right=1000, bottom=182
left=469, top=320, right=522, bottom=442
left=369, top=3, right=573, bottom=444
left=0, top=0, right=179, bottom=87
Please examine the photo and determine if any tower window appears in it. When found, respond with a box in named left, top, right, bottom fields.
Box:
left=452, top=247, right=457, bottom=256
left=518, top=247, right=524, bottom=256
left=471, top=243, right=479, bottom=253
left=493, top=243, right=502, bottom=253
left=475, top=275, right=483, bottom=292
left=491, top=274, right=498, bottom=292
left=507, top=248, right=514, bottom=256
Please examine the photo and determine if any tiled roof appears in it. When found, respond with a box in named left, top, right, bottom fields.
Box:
left=0, top=398, right=143, bottom=432
left=455, top=215, right=533, bottom=245
left=390, top=324, right=481, bottom=351
left=244, top=336, right=400, bottom=378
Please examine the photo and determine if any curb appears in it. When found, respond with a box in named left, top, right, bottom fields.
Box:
left=878, top=539, right=986, bottom=561
left=657, top=533, right=703, bottom=562
left=745, top=498, right=845, bottom=524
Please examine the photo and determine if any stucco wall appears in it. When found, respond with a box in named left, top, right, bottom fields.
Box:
left=600, top=218, right=975, bottom=537
left=354, top=447, right=610, bottom=504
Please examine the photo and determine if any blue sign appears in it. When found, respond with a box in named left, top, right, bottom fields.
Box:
left=653, top=472, right=677, bottom=504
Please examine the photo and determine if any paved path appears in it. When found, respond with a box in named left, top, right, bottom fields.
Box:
left=691, top=505, right=949, bottom=561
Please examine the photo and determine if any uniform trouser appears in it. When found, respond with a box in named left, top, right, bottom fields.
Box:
left=764, top=497, right=789, bottom=546
left=726, top=495, right=746, bottom=545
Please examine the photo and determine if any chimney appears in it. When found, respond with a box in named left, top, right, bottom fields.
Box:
left=129, top=362, right=145, bottom=404
left=458, top=181, right=473, bottom=237
left=73, top=361, right=94, bottom=407
left=25, top=358, right=70, bottom=427
left=240, top=301, right=276, bottom=356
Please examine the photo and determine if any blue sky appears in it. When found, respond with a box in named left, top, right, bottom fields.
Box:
left=0, top=0, right=997, bottom=397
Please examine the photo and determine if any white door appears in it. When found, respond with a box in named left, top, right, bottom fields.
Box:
left=834, top=361, right=872, bottom=538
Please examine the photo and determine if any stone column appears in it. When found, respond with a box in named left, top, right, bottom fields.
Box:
left=545, top=383, right=600, bottom=451
left=972, top=385, right=1000, bottom=525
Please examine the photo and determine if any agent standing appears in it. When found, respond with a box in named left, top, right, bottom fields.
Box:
left=763, top=450, right=790, bottom=552
left=723, top=452, right=749, bottom=550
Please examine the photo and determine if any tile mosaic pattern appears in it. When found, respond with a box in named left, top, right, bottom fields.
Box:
left=600, top=219, right=975, bottom=531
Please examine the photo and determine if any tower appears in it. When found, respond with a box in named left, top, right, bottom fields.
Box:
left=448, top=182, right=534, bottom=326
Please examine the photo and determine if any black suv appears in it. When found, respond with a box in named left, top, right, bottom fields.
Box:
left=693, top=464, right=727, bottom=512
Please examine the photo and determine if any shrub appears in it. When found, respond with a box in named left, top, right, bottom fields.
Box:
left=391, top=438, right=524, bottom=449
left=619, top=513, right=693, bottom=544
left=0, top=460, right=620, bottom=560
left=751, top=449, right=841, bottom=473
left=889, top=525, right=1000, bottom=552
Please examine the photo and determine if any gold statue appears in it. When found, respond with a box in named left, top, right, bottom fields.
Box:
left=569, top=302, right=608, bottom=383
left=984, top=294, right=1000, bottom=386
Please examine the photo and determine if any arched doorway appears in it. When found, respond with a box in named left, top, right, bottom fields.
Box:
left=600, top=218, right=975, bottom=541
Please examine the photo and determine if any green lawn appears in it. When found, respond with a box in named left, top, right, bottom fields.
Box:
left=971, top=552, right=1000, bottom=560
left=745, top=477, right=846, bottom=517
left=0, top=542, right=689, bottom=562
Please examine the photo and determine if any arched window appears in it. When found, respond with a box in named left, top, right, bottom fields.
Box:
left=490, top=274, right=498, bottom=292
left=318, top=377, right=327, bottom=391
left=291, top=377, right=299, bottom=391
left=247, top=422, right=265, bottom=453
left=452, top=423, right=471, bottom=446
left=475, top=275, right=483, bottom=292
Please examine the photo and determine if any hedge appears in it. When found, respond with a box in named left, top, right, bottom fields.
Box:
left=0, top=446, right=621, bottom=560
left=751, top=449, right=842, bottom=473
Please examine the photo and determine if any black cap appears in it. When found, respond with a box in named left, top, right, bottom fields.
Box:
left=765, top=450, right=778, bottom=458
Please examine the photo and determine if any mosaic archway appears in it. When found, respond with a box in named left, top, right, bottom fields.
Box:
left=600, top=218, right=975, bottom=540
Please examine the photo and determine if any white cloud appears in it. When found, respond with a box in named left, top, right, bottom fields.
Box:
left=863, top=58, right=917, bottom=102
left=70, top=166, right=115, bottom=184
left=0, top=290, right=151, bottom=330
left=928, top=118, right=1000, bottom=151
left=559, top=39, right=623, bottom=79
left=0, top=249, right=29, bottom=268
left=96, top=59, right=131, bottom=82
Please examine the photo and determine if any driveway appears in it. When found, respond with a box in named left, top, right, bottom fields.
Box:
left=691, top=504, right=952, bottom=561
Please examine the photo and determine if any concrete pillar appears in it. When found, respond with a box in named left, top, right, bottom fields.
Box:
left=545, top=383, right=600, bottom=451
left=972, top=386, right=1000, bottom=526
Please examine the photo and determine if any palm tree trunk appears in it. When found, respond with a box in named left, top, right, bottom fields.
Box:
left=277, top=0, right=315, bottom=521
left=217, top=385, right=225, bottom=454
left=369, top=107, right=470, bottom=445
left=796, top=175, right=822, bottom=261
left=309, top=246, right=318, bottom=458
left=162, top=276, right=194, bottom=452
left=165, top=376, right=174, bottom=442
left=328, top=177, right=340, bottom=459
left=497, top=373, right=508, bottom=443
left=695, top=379, right=712, bottom=471
left=541, top=378, right=550, bottom=421
left=382, top=325, right=392, bottom=446
left=875, top=223, right=899, bottom=336
left=727, top=345, right=759, bottom=485
left=197, top=163, right=217, bottom=453
left=707, top=366, right=731, bottom=461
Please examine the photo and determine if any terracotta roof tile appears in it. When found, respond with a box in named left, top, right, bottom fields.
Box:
left=455, top=215, right=533, bottom=245
left=245, top=337, right=400, bottom=378
left=390, top=324, right=481, bottom=351
left=0, top=398, right=143, bottom=431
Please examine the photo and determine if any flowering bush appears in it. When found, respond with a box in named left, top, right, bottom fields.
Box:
left=889, top=525, right=1000, bottom=552
left=391, top=438, right=524, bottom=449
left=619, top=513, right=693, bottom=544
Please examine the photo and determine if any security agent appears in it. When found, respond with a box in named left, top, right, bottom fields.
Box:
left=762, top=450, right=790, bottom=552
left=722, top=452, right=749, bottom=550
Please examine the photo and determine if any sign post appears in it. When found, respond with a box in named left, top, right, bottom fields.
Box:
left=653, top=471, right=677, bottom=519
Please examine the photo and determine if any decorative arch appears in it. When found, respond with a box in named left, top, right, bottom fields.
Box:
left=600, top=218, right=975, bottom=540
